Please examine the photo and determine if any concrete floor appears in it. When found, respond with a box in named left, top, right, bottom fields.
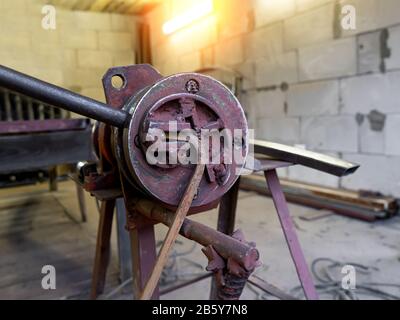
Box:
left=1, top=180, right=400, bottom=300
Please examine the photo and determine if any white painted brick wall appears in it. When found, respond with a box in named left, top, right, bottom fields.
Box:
left=357, top=30, right=382, bottom=74
left=340, top=71, right=400, bottom=114
left=256, top=117, right=300, bottom=145
left=359, top=120, right=385, bottom=154
left=254, top=0, right=296, bottom=27
left=77, top=50, right=112, bottom=68
left=284, top=3, right=334, bottom=50
left=300, top=116, right=358, bottom=152
left=296, top=0, right=334, bottom=12
left=341, top=153, right=400, bottom=197
left=251, top=90, right=286, bottom=118
left=244, top=23, right=284, bottom=61
left=385, top=114, right=400, bottom=156
left=287, top=80, right=339, bottom=116
left=387, top=24, right=400, bottom=71
left=215, top=36, right=244, bottom=66
left=255, top=52, right=298, bottom=88
left=298, top=38, right=357, bottom=81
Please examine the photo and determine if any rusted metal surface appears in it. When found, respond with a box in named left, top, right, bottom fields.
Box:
left=252, top=139, right=359, bottom=177
left=0, top=119, right=89, bottom=134
left=134, top=198, right=260, bottom=271
left=265, top=169, right=319, bottom=300
left=139, top=162, right=205, bottom=300
left=122, top=70, right=248, bottom=211
left=210, top=177, right=240, bottom=299
left=90, top=199, right=115, bottom=299
left=203, top=230, right=260, bottom=300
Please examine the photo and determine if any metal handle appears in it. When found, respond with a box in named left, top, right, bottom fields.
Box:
left=0, top=65, right=128, bottom=128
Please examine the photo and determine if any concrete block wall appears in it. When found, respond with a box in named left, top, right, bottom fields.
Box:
left=145, top=0, right=400, bottom=197
left=0, top=0, right=138, bottom=103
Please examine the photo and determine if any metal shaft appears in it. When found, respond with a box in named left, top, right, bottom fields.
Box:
left=0, top=65, right=128, bottom=127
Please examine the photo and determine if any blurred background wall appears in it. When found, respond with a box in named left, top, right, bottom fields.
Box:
left=0, top=0, right=138, bottom=102
left=144, top=0, right=400, bottom=197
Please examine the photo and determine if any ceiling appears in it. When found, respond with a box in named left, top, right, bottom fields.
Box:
left=49, top=0, right=162, bottom=14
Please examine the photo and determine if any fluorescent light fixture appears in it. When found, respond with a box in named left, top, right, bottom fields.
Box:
left=162, top=0, right=213, bottom=35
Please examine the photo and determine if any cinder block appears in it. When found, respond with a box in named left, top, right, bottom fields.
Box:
left=201, top=46, right=214, bottom=68
left=74, top=11, right=111, bottom=31
left=287, top=80, right=339, bottom=116
left=233, top=61, right=255, bottom=90
left=217, top=0, right=252, bottom=40
left=285, top=3, right=334, bottom=50
left=0, top=0, right=28, bottom=14
left=98, top=32, right=133, bottom=51
left=80, top=87, right=106, bottom=103
left=256, top=117, right=300, bottom=145
left=63, top=68, right=107, bottom=89
left=111, top=13, right=136, bottom=32
left=341, top=153, right=400, bottom=197
left=385, top=114, right=400, bottom=156
left=300, top=116, right=358, bottom=152
left=376, top=0, right=400, bottom=30
left=255, top=51, right=298, bottom=88
left=254, top=0, right=296, bottom=27
left=112, top=50, right=136, bottom=67
left=387, top=25, right=400, bottom=71
left=62, top=49, right=77, bottom=68
left=338, top=0, right=379, bottom=37
left=62, top=29, right=98, bottom=49
left=167, top=17, right=218, bottom=56
left=178, top=51, right=201, bottom=72
left=77, top=50, right=112, bottom=68
left=250, top=90, right=286, bottom=118
left=340, top=72, right=400, bottom=114
left=296, top=0, right=334, bottom=12
left=30, top=67, right=63, bottom=86
left=215, top=37, right=244, bottom=66
left=244, top=23, right=284, bottom=61
left=357, top=30, right=384, bottom=74
left=359, top=118, right=385, bottom=154
left=0, top=31, right=31, bottom=50
left=298, top=38, right=357, bottom=81
left=239, top=90, right=256, bottom=129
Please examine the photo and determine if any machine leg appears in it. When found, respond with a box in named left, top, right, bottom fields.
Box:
left=209, top=178, right=240, bottom=300
left=264, top=169, right=318, bottom=300
left=90, top=199, right=115, bottom=299
left=75, top=182, right=87, bottom=223
left=115, top=198, right=132, bottom=283
left=129, top=223, right=159, bottom=299
left=48, top=166, right=58, bottom=192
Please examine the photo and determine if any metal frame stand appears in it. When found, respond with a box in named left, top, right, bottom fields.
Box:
left=89, top=160, right=318, bottom=300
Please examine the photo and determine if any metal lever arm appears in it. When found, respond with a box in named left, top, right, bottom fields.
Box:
left=0, top=65, right=128, bottom=128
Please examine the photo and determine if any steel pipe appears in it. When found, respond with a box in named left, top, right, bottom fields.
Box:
left=0, top=65, right=128, bottom=127
left=134, top=198, right=260, bottom=271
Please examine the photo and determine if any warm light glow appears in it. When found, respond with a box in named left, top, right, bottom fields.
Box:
left=162, top=0, right=213, bottom=35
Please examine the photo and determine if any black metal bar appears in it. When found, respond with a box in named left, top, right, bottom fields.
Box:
left=0, top=65, right=128, bottom=128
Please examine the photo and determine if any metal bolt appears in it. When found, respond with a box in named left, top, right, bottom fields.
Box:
left=185, top=79, right=199, bottom=94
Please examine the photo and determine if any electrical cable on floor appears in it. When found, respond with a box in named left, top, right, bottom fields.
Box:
left=290, top=258, right=400, bottom=300
left=102, top=240, right=205, bottom=299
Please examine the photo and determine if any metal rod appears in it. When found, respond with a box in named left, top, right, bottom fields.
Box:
left=134, top=198, right=260, bottom=271
left=0, top=65, right=128, bottom=128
